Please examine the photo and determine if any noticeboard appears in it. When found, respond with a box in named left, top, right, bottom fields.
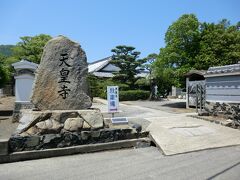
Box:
left=107, top=86, right=119, bottom=113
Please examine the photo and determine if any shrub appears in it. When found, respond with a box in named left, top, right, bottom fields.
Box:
left=99, top=89, right=150, bottom=101
left=98, top=81, right=130, bottom=99
left=88, top=74, right=131, bottom=98
left=88, top=74, right=150, bottom=100
left=119, top=90, right=150, bottom=101
left=87, top=74, right=102, bottom=97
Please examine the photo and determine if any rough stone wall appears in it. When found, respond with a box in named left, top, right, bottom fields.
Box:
left=205, top=101, right=240, bottom=126
left=9, top=130, right=149, bottom=152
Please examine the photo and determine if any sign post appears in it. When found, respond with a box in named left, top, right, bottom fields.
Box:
left=107, top=86, right=119, bottom=118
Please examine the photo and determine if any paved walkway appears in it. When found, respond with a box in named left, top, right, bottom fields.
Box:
left=147, top=116, right=240, bottom=155
left=94, top=98, right=240, bottom=155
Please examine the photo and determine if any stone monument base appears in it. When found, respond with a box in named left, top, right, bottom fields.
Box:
left=15, top=109, right=104, bottom=135
left=10, top=109, right=148, bottom=152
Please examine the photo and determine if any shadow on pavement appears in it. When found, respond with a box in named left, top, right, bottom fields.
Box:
left=161, top=102, right=186, bottom=109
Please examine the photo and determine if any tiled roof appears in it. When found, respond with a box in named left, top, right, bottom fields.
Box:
left=92, top=72, right=114, bottom=78
left=205, top=63, right=240, bottom=77
left=12, top=59, right=38, bottom=70
left=88, top=57, right=112, bottom=73
left=89, top=56, right=149, bottom=78
left=185, top=70, right=206, bottom=77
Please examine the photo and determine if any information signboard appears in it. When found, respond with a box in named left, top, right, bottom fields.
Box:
left=107, top=86, right=119, bottom=113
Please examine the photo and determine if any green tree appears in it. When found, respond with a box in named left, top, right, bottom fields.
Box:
left=152, top=57, right=175, bottom=97
left=195, top=20, right=240, bottom=69
left=153, top=14, right=200, bottom=88
left=153, top=14, right=240, bottom=91
left=142, top=53, right=158, bottom=75
left=140, top=53, right=158, bottom=98
left=12, top=34, right=52, bottom=63
left=111, top=45, right=145, bottom=89
left=164, top=14, right=200, bottom=69
left=0, top=45, right=15, bottom=57
left=0, top=54, right=11, bottom=87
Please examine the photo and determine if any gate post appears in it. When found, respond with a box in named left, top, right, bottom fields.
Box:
left=186, top=77, right=189, bottom=108
left=196, top=84, right=198, bottom=113
left=200, top=85, right=202, bottom=111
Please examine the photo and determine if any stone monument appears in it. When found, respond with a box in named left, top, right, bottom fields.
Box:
left=14, top=36, right=104, bottom=135
left=31, top=36, right=92, bottom=110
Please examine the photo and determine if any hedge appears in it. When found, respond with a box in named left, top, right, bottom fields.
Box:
left=119, top=90, right=150, bottom=101
left=99, top=90, right=150, bottom=101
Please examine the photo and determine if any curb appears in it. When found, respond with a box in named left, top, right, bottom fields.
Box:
left=187, top=115, right=237, bottom=129
left=0, top=138, right=150, bottom=164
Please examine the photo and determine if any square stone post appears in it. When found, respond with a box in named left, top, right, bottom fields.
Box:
left=186, top=77, right=189, bottom=108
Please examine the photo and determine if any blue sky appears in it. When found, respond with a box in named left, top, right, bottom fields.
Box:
left=0, top=0, right=239, bottom=62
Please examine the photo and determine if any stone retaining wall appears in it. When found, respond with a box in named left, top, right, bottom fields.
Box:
left=9, top=129, right=149, bottom=152
left=205, top=101, right=240, bottom=127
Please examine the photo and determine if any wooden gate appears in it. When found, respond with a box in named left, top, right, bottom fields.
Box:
left=187, top=80, right=205, bottom=110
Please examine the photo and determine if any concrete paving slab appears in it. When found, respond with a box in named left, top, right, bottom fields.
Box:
left=147, top=116, right=240, bottom=155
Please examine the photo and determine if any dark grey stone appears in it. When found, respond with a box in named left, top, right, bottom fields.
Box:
left=41, top=134, right=63, bottom=149
left=91, top=131, right=100, bottom=138
left=25, top=136, right=40, bottom=147
left=9, top=136, right=26, bottom=152
left=81, top=131, right=91, bottom=140
left=132, top=124, right=142, bottom=133
left=99, top=129, right=115, bottom=142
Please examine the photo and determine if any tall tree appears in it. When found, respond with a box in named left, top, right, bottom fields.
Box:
left=195, top=20, right=240, bottom=69
left=111, top=45, right=145, bottom=88
left=153, top=14, right=200, bottom=88
left=143, top=53, right=158, bottom=75
left=12, top=34, right=52, bottom=63
left=164, top=14, right=200, bottom=69
left=153, top=14, right=240, bottom=90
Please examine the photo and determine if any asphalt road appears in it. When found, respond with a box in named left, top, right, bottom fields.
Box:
left=1, top=146, right=240, bottom=180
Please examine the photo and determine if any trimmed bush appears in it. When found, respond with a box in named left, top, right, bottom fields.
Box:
left=119, top=90, right=150, bottom=101
left=88, top=74, right=150, bottom=100
left=99, top=89, right=150, bottom=101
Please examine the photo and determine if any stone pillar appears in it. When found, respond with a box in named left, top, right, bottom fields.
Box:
left=12, top=60, right=38, bottom=121
left=172, top=86, right=177, bottom=96
left=186, top=77, right=189, bottom=108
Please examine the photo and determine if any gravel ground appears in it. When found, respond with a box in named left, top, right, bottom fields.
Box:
left=0, top=96, right=15, bottom=111
left=0, top=96, right=17, bottom=139
left=0, top=119, right=18, bottom=139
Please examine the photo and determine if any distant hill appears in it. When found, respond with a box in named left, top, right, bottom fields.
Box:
left=0, top=45, right=15, bottom=57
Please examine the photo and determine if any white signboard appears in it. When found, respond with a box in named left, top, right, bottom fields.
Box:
left=107, top=86, right=119, bottom=113
left=111, top=117, right=128, bottom=124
